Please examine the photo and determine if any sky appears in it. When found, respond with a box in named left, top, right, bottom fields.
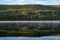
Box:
left=0, top=0, right=60, bottom=5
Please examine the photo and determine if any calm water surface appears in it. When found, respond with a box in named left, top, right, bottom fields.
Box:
left=0, top=36, right=60, bottom=40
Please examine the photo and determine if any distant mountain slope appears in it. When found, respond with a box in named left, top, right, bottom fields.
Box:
left=50, top=5, right=60, bottom=7
left=0, top=4, right=60, bottom=20
left=0, top=5, right=60, bottom=10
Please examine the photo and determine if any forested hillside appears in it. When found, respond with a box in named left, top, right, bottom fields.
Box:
left=0, top=22, right=60, bottom=37
left=0, top=5, right=60, bottom=20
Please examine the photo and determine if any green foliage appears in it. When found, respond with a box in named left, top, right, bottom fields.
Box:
left=0, top=23, right=60, bottom=37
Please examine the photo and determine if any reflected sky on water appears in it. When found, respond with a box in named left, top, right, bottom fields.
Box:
left=0, top=36, right=60, bottom=40
left=0, top=21, right=60, bottom=23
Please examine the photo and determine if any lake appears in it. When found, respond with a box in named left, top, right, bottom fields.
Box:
left=0, top=36, right=60, bottom=40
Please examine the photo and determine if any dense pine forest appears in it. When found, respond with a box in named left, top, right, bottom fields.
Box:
left=0, top=22, right=60, bottom=37
left=0, top=5, right=60, bottom=20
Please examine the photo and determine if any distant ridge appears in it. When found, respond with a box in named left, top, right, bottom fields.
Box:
left=0, top=4, right=60, bottom=20
left=0, top=4, right=60, bottom=10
